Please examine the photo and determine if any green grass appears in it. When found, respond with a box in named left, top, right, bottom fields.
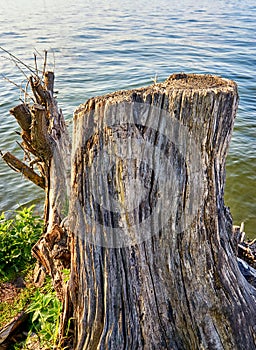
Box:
left=0, top=272, right=36, bottom=329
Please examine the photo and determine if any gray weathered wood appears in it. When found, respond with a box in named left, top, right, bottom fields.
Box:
left=64, top=73, right=256, bottom=349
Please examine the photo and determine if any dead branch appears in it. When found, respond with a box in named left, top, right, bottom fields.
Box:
left=1, top=152, right=45, bottom=189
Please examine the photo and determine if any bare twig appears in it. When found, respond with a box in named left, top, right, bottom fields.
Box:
left=1, top=54, right=30, bottom=81
left=34, top=53, right=39, bottom=77
left=248, top=239, right=256, bottom=246
left=0, top=46, right=37, bottom=76
left=33, top=47, right=44, bottom=60
left=42, top=50, right=48, bottom=78
left=1, top=74, right=35, bottom=102
left=1, top=74, right=25, bottom=92
left=24, top=80, right=30, bottom=104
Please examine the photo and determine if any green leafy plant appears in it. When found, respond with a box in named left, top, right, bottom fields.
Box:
left=0, top=205, right=43, bottom=281
left=26, top=276, right=62, bottom=348
left=0, top=206, right=63, bottom=349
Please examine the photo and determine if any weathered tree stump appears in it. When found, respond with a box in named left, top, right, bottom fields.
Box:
left=2, top=68, right=256, bottom=349
left=62, top=74, right=256, bottom=349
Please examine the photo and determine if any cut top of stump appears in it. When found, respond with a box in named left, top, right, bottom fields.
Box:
left=164, top=73, right=237, bottom=91
left=74, top=73, right=238, bottom=116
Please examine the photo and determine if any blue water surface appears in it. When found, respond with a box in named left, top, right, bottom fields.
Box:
left=0, top=0, right=255, bottom=235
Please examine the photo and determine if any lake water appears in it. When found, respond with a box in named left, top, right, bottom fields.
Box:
left=0, top=0, right=255, bottom=236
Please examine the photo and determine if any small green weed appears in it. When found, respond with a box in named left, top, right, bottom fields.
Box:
left=0, top=205, right=43, bottom=281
